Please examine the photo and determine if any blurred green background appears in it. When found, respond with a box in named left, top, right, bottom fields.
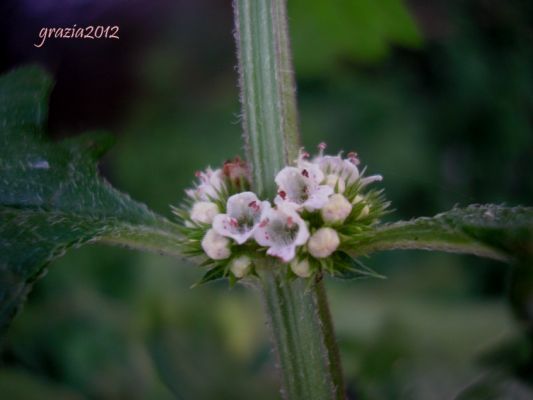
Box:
left=1, top=0, right=532, bottom=399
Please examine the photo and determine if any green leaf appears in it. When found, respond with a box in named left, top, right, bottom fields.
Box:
left=0, top=66, right=183, bottom=333
left=346, top=204, right=533, bottom=262
left=331, top=252, right=386, bottom=280
left=191, top=265, right=227, bottom=288
left=289, top=0, right=423, bottom=75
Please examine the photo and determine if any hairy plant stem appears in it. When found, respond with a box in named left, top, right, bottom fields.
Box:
left=233, top=0, right=345, bottom=398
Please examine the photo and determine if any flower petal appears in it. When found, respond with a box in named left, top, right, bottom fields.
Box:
left=303, top=184, right=333, bottom=211
left=213, top=192, right=270, bottom=244
left=275, top=166, right=332, bottom=211
left=186, top=167, right=227, bottom=201
left=254, top=204, right=309, bottom=262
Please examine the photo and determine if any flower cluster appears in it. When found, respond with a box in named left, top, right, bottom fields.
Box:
left=173, top=144, right=388, bottom=283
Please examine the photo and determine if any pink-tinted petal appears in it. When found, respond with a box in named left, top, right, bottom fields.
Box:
left=302, top=185, right=333, bottom=211
left=213, top=192, right=270, bottom=244
left=254, top=205, right=309, bottom=262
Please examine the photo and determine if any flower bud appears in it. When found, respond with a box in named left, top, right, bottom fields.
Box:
left=191, top=201, right=219, bottom=224
left=201, top=229, right=231, bottom=260
left=308, top=227, right=340, bottom=258
left=359, top=205, right=370, bottom=218
left=290, top=258, right=312, bottom=278
left=223, top=156, right=250, bottom=188
left=230, top=255, right=251, bottom=278
left=321, top=194, right=352, bottom=224
left=352, top=194, right=364, bottom=204
left=324, top=174, right=345, bottom=193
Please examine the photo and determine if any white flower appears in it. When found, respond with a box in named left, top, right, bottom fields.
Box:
left=290, top=258, right=312, bottom=278
left=295, top=149, right=325, bottom=183
left=254, top=204, right=309, bottom=262
left=274, top=166, right=333, bottom=211
left=186, top=167, right=226, bottom=201
left=213, top=192, right=270, bottom=244
left=324, top=174, right=346, bottom=193
left=201, top=228, right=231, bottom=260
left=230, top=255, right=251, bottom=278
left=321, top=194, right=352, bottom=224
left=312, top=144, right=383, bottom=190
left=308, top=227, right=340, bottom=258
left=190, top=201, right=219, bottom=224
left=314, top=154, right=359, bottom=185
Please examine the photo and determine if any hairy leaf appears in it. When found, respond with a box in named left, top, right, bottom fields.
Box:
left=0, top=66, right=183, bottom=333
left=346, top=204, right=533, bottom=262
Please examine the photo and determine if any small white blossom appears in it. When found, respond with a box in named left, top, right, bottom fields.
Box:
left=290, top=258, right=312, bottom=278
left=213, top=192, right=270, bottom=244
left=201, top=228, right=231, bottom=260
left=190, top=201, right=219, bottom=224
left=321, top=194, right=352, bottom=224
left=274, top=166, right=333, bottom=211
left=308, top=227, right=340, bottom=259
left=309, top=143, right=359, bottom=183
left=254, top=204, right=309, bottom=262
left=314, top=154, right=359, bottom=185
left=230, top=255, right=251, bottom=278
left=325, top=174, right=346, bottom=193
left=295, top=149, right=325, bottom=183
left=186, top=167, right=226, bottom=201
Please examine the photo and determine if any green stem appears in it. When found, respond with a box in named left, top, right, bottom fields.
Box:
left=234, top=0, right=345, bottom=398
left=234, top=0, right=299, bottom=199
left=258, top=265, right=345, bottom=400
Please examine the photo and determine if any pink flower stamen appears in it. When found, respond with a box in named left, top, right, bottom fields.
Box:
left=347, top=151, right=360, bottom=165
left=279, top=190, right=287, bottom=200
left=259, top=218, right=269, bottom=228
left=301, top=169, right=309, bottom=178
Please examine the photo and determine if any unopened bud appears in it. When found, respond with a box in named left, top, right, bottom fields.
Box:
left=352, top=194, right=364, bottom=204
left=324, top=174, right=345, bottom=193
left=358, top=205, right=370, bottom=218
left=352, top=195, right=370, bottom=218
left=321, top=194, right=352, bottom=224
left=191, top=201, right=219, bottom=224
left=290, top=258, right=312, bottom=278
left=230, top=255, right=251, bottom=278
left=308, top=228, right=340, bottom=258
left=201, top=229, right=231, bottom=260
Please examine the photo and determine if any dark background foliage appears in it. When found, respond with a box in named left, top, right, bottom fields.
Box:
left=0, top=0, right=532, bottom=398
